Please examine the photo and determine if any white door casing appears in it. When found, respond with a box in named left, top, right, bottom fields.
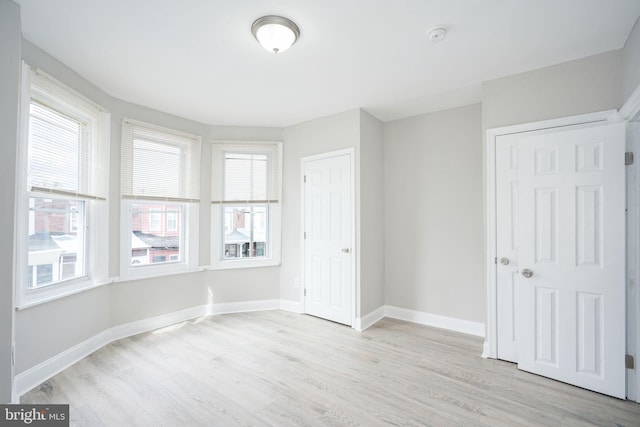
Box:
left=303, top=151, right=354, bottom=326
left=517, top=123, right=626, bottom=398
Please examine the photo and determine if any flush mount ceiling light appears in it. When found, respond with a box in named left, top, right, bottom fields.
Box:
left=251, top=15, right=300, bottom=54
left=427, top=27, right=448, bottom=42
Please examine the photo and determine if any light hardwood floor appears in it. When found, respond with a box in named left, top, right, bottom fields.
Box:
left=22, top=310, right=640, bottom=426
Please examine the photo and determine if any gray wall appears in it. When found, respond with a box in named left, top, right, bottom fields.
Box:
left=0, top=0, right=20, bottom=403
left=482, top=50, right=623, bottom=130
left=384, top=104, right=484, bottom=323
left=280, top=109, right=361, bottom=305
left=15, top=287, right=111, bottom=374
left=279, top=108, right=386, bottom=320
left=359, top=110, right=385, bottom=315
left=623, top=17, right=640, bottom=103
left=14, top=39, right=283, bottom=374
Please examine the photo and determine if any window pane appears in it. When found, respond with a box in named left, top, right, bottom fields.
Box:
left=27, top=198, right=85, bottom=288
left=131, top=203, right=182, bottom=266
left=223, top=205, right=268, bottom=259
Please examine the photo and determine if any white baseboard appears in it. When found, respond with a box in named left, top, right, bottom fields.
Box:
left=14, top=329, right=112, bottom=400
left=279, top=299, right=303, bottom=313
left=385, top=305, right=485, bottom=337
left=209, top=299, right=280, bottom=315
left=110, top=304, right=211, bottom=342
left=13, top=299, right=281, bottom=399
left=481, top=340, right=492, bottom=358
left=355, top=306, right=385, bottom=331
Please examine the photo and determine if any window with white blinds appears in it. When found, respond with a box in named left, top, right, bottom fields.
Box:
left=211, top=143, right=281, bottom=204
left=210, top=142, right=282, bottom=268
left=16, top=64, right=110, bottom=306
left=28, top=70, right=108, bottom=200
left=121, top=119, right=201, bottom=202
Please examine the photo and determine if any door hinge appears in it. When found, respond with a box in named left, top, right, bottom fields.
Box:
left=304, top=232, right=306, bottom=239
left=626, top=152, right=634, bottom=166
left=304, top=288, right=307, bottom=297
left=494, top=257, right=497, bottom=264
left=304, top=175, right=307, bottom=183
left=626, top=354, right=635, bottom=370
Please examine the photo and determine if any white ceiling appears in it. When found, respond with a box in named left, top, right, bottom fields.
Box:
left=15, top=0, right=640, bottom=128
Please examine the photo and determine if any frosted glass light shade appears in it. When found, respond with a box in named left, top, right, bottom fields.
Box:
left=252, top=16, right=300, bottom=54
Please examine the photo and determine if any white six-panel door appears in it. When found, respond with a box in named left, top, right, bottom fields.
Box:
left=303, top=152, right=353, bottom=326
left=496, top=124, right=602, bottom=363
left=517, top=123, right=626, bottom=398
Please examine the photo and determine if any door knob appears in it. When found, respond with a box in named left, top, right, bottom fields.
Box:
left=521, top=269, right=533, bottom=278
left=341, top=248, right=350, bottom=253
left=500, top=257, right=510, bottom=265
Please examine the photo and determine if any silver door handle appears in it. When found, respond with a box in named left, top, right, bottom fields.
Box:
left=341, top=248, right=350, bottom=253
left=500, top=257, right=510, bottom=265
left=521, top=269, right=533, bottom=278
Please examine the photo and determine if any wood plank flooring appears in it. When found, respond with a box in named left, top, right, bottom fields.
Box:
left=22, top=310, right=640, bottom=426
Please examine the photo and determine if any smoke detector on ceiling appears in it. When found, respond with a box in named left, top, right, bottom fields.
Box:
left=427, top=27, right=447, bottom=42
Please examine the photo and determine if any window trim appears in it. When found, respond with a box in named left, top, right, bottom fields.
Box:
left=15, top=63, right=110, bottom=309
left=210, top=141, right=282, bottom=270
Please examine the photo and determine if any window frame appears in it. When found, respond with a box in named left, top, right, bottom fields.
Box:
left=15, top=64, right=110, bottom=309
left=210, top=141, right=282, bottom=270
left=119, top=119, right=201, bottom=280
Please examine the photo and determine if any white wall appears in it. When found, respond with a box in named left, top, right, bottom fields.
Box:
left=279, top=109, right=361, bottom=307
left=359, top=110, right=385, bottom=315
left=623, top=17, right=640, bottom=103
left=383, top=104, right=484, bottom=323
left=0, top=0, right=20, bottom=403
left=482, top=50, right=623, bottom=130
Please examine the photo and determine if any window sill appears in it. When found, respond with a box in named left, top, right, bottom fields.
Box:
left=16, top=277, right=114, bottom=311
left=206, top=258, right=281, bottom=271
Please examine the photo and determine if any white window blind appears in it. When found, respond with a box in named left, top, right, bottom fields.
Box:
left=224, top=153, right=269, bottom=202
left=211, top=143, right=281, bottom=203
left=28, top=70, right=108, bottom=200
left=121, top=119, right=201, bottom=202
